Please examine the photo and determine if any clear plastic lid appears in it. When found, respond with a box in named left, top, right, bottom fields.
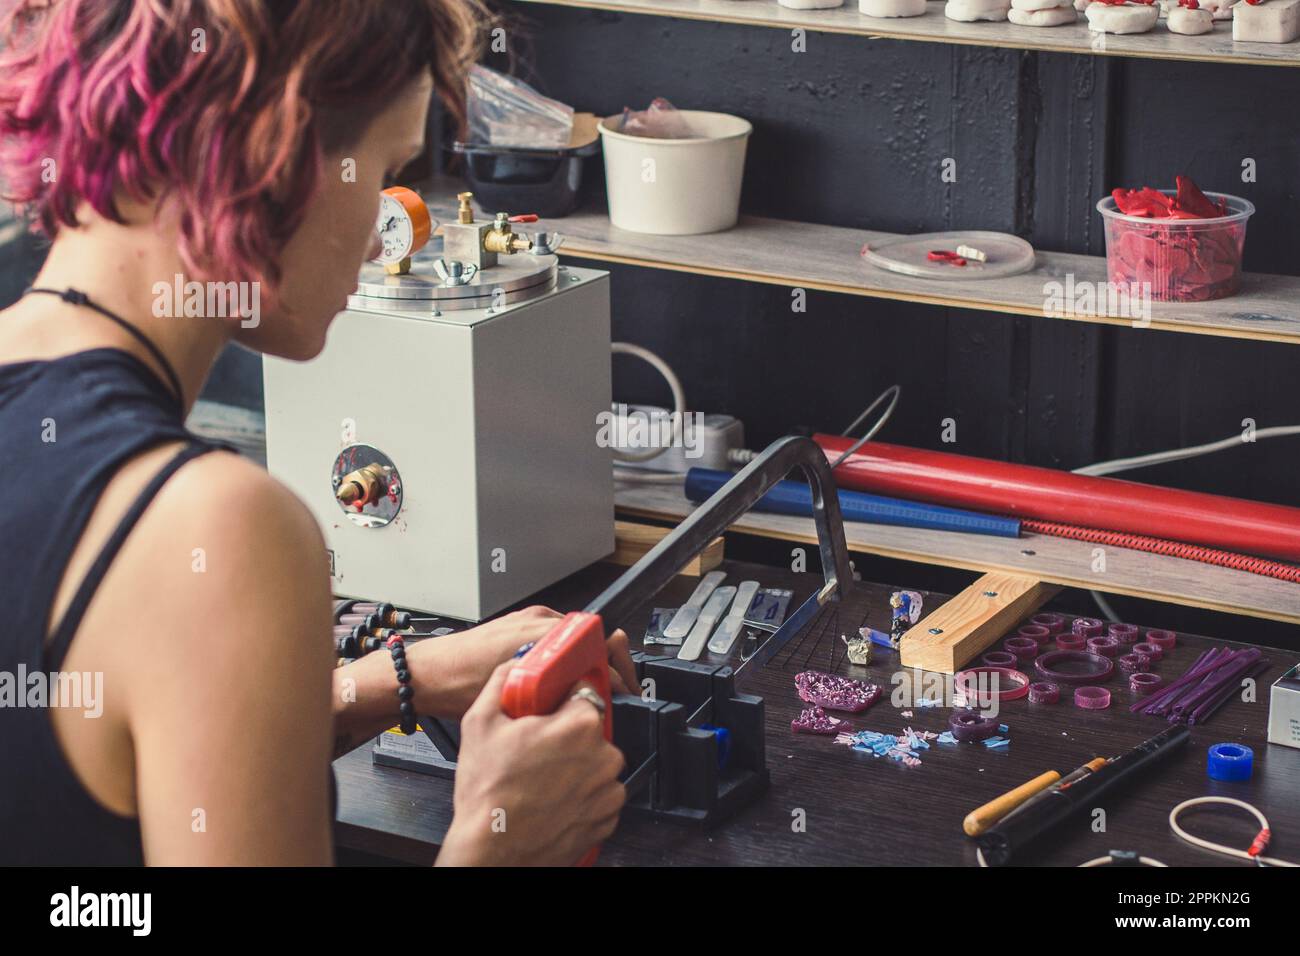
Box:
left=861, top=230, right=1036, bottom=281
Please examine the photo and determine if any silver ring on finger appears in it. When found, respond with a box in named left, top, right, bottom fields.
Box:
left=570, top=687, right=605, bottom=717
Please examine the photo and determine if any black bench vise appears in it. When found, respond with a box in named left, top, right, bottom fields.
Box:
left=613, top=652, right=768, bottom=826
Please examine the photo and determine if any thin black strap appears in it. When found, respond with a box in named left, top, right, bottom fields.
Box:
left=24, top=286, right=185, bottom=409
left=45, top=442, right=220, bottom=672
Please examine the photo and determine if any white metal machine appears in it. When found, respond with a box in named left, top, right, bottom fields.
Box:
left=264, top=189, right=614, bottom=621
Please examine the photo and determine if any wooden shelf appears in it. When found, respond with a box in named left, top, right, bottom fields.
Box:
left=510, top=0, right=1300, bottom=68
left=614, top=478, right=1300, bottom=624
left=189, top=404, right=1300, bottom=625
left=424, top=178, right=1300, bottom=345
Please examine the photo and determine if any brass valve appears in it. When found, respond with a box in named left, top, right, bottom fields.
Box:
left=442, top=196, right=535, bottom=269
left=335, top=463, right=388, bottom=507
left=456, top=191, right=475, bottom=225
left=483, top=212, right=534, bottom=255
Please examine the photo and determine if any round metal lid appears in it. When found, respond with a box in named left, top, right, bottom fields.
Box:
left=350, top=245, right=559, bottom=313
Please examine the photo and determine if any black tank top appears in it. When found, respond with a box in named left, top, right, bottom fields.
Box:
left=0, top=347, right=224, bottom=865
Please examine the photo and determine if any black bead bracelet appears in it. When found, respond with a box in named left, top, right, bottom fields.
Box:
left=386, top=635, right=417, bottom=735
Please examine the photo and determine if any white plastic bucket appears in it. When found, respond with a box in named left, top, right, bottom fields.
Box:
left=598, top=111, right=752, bottom=235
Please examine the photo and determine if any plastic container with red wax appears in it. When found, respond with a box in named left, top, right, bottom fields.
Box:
left=1096, top=176, right=1254, bottom=303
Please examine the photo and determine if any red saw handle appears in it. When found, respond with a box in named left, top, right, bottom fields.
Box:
left=500, top=611, right=612, bottom=866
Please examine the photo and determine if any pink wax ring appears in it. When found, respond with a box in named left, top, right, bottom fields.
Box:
left=1130, top=672, right=1162, bottom=696
left=1146, top=629, right=1177, bottom=651
left=949, top=709, right=1000, bottom=742
left=794, top=670, right=882, bottom=713
left=1133, top=641, right=1163, bottom=663
left=1029, top=681, right=1060, bottom=704
left=1003, top=636, right=1040, bottom=662
left=1035, top=650, right=1115, bottom=685
left=1074, top=685, right=1111, bottom=710
left=953, top=666, right=1031, bottom=705
left=983, top=650, right=1018, bottom=668
left=1031, top=613, right=1066, bottom=634
left=792, top=706, right=851, bottom=735
left=1017, top=624, right=1053, bottom=646
left=1108, top=623, right=1140, bottom=644
left=1056, top=633, right=1086, bottom=651
left=1072, top=618, right=1104, bottom=638
left=1118, top=652, right=1150, bottom=674
left=1087, top=635, right=1121, bottom=658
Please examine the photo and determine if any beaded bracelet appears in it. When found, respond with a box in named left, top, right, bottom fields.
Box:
left=387, top=635, right=417, bottom=735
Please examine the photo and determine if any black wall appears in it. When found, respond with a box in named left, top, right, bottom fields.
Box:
left=482, top=7, right=1300, bottom=645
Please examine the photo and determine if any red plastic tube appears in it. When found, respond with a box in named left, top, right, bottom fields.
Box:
left=816, top=437, right=1300, bottom=563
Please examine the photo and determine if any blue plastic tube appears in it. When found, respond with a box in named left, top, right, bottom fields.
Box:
left=684, top=468, right=1021, bottom=538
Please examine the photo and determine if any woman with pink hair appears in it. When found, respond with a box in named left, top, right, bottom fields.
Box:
left=0, top=0, right=634, bottom=865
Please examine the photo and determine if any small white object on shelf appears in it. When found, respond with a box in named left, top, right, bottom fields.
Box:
left=1087, top=1, right=1161, bottom=32
left=1234, top=0, right=1300, bottom=42
left=779, top=0, right=844, bottom=8
left=946, top=0, right=1011, bottom=19
left=1010, top=2, right=1079, bottom=23
left=860, top=0, right=928, bottom=16
left=1167, top=4, right=1214, bottom=31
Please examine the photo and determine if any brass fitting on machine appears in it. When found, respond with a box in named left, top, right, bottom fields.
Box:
left=456, top=191, right=475, bottom=225
left=483, top=212, right=534, bottom=255
left=443, top=193, right=535, bottom=270
left=335, top=463, right=388, bottom=507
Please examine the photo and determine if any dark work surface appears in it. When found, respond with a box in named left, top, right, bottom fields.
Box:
left=333, top=558, right=1300, bottom=867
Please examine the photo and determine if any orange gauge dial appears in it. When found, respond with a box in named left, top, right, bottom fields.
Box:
left=374, top=186, right=432, bottom=264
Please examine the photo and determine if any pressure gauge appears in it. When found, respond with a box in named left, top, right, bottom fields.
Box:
left=373, top=186, right=432, bottom=266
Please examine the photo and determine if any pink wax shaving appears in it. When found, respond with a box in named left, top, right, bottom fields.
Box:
left=795, top=670, right=883, bottom=713
left=792, top=706, right=853, bottom=736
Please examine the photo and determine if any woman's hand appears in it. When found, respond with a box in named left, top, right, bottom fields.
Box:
left=436, top=661, right=626, bottom=866
left=405, top=606, right=640, bottom=718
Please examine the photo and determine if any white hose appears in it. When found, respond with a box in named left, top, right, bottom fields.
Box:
left=1169, top=796, right=1297, bottom=867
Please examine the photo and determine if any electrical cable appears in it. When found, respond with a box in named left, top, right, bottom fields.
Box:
left=728, top=384, right=902, bottom=468
left=612, top=467, right=685, bottom=484
left=1075, top=425, right=1300, bottom=477
left=1168, top=796, right=1298, bottom=867
left=1078, top=854, right=1167, bottom=867
left=609, top=342, right=686, bottom=464
left=829, top=385, right=901, bottom=469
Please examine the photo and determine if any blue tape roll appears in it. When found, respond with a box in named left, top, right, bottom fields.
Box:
left=1206, top=742, right=1254, bottom=782
left=684, top=468, right=1021, bottom=538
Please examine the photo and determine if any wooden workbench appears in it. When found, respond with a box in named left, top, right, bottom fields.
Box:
left=333, top=558, right=1300, bottom=867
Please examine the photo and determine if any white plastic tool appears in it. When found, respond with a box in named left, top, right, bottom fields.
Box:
left=678, top=586, right=737, bottom=662
left=707, top=581, right=761, bottom=656
left=662, top=570, right=726, bottom=643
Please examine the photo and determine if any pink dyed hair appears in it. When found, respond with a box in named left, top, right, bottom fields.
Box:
left=0, top=0, right=486, bottom=290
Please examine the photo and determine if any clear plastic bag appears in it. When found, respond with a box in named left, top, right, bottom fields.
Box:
left=613, top=97, right=692, bottom=139
left=465, top=64, right=574, bottom=149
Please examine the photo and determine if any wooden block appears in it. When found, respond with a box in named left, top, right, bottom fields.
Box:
left=603, top=520, right=724, bottom=576
left=899, top=572, right=1060, bottom=674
